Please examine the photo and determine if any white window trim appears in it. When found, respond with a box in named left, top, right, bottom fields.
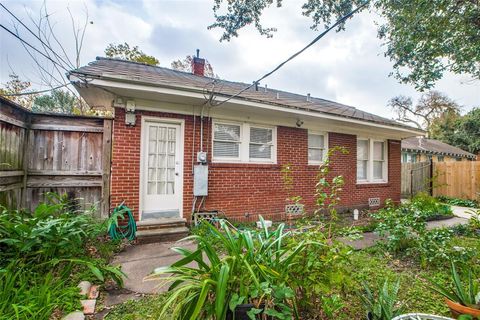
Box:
left=212, top=120, right=277, bottom=164
left=357, top=138, right=388, bottom=184
left=308, top=131, right=328, bottom=165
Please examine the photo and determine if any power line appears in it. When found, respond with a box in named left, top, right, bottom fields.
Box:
left=0, top=24, right=70, bottom=73
left=210, top=1, right=370, bottom=107
left=0, top=3, right=75, bottom=70
left=1, top=83, right=70, bottom=96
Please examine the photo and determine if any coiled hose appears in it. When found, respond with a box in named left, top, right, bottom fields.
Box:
left=108, top=204, right=137, bottom=241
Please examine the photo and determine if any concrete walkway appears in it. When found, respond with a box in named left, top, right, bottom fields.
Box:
left=111, top=240, right=196, bottom=294
left=110, top=207, right=474, bottom=298
left=451, top=205, right=478, bottom=219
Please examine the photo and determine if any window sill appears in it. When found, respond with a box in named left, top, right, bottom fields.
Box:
left=356, top=182, right=390, bottom=188
left=210, top=162, right=280, bottom=169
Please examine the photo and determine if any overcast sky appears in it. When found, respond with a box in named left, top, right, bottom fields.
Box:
left=1, top=0, right=478, bottom=119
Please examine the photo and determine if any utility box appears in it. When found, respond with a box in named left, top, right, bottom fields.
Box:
left=193, top=165, right=208, bottom=196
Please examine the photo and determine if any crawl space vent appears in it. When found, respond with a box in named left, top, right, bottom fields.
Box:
left=368, top=197, right=380, bottom=207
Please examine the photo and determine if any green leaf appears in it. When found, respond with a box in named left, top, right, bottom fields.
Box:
left=215, top=264, right=230, bottom=319
left=87, top=264, right=104, bottom=282
left=247, top=307, right=263, bottom=320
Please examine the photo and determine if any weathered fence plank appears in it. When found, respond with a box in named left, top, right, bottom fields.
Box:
left=401, top=161, right=431, bottom=198
left=0, top=97, right=113, bottom=216
left=433, top=161, right=480, bottom=200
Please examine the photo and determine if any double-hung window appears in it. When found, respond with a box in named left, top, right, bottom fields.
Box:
left=357, top=138, right=388, bottom=183
left=308, top=132, right=327, bottom=164
left=213, top=122, right=241, bottom=160
left=212, top=121, right=276, bottom=163
left=249, top=126, right=274, bottom=160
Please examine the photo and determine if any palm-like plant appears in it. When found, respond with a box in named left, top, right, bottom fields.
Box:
left=430, top=262, right=480, bottom=309
left=360, top=279, right=404, bottom=320
left=150, top=217, right=309, bottom=320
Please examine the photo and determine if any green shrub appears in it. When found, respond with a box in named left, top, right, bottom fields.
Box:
left=373, top=200, right=427, bottom=252
left=436, top=196, right=479, bottom=208
left=411, top=192, right=453, bottom=219
left=0, top=193, right=123, bottom=319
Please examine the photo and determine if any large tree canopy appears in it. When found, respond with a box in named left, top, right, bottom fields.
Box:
left=208, top=0, right=480, bottom=90
left=105, top=43, right=160, bottom=66
left=388, top=91, right=461, bottom=137
left=432, top=107, right=480, bottom=155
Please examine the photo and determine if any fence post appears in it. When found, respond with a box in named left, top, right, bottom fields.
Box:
left=410, top=168, right=414, bottom=199
left=429, top=159, right=433, bottom=196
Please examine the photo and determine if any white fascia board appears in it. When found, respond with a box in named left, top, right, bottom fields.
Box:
left=87, top=77, right=425, bottom=137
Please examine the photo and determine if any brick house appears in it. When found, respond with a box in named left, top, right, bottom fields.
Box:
left=69, top=56, right=423, bottom=233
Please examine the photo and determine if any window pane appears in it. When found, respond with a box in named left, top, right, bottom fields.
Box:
left=147, top=182, right=156, bottom=194
left=308, top=148, right=323, bottom=162
left=373, top=161, right=383, bottom=179
left=308, top=134, right=324, bottom=148
left=249, top=144, right=271, bottom=159
left=250, top=127, right=272, bottom=144
left=148, top=126, right=157, bottom=141
left=357, top=160, right=367, bottom=180
left=214, top=123, right=240, bottom=141
left=373, top=141, right=384, bottom=160
left=357, top=140, right=369, bottom=160
left=213, top=141, right=239, bottom=158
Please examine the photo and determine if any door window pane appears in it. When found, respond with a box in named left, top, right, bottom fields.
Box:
left=146, top=124, right=177, bottom=195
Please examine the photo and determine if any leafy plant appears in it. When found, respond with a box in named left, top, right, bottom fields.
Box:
left=437, top=196, right=479, bottom=209
left=321, top=294, right=344, bottom=318
left=314, top=146, right=348, bottom=238
left=281, top=163, right=303, bottom=206
left=430, top=262, right=480, bottom=309
left=0, top=193, right=123, bottom=319
left=151, top=217, right=311, bottom=319
left=373, top=199, right=427, bottom=252
left=360, top=279, right=404, bottom=320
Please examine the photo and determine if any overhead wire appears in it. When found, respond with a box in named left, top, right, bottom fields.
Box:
left=1, top=83, right=71, bottom=96
left=0, top=24, right=70, bottom=73
left=208, top=1, right=370, bottom=107
left=0, top=3, right=76, bottom=70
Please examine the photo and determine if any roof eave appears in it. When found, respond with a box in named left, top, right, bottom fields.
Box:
left=70, top=71, right=425, bottom=136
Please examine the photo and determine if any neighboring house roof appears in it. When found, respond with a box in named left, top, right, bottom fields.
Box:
left=402, top=137, right=476, bottom=159
left=69, top=57, right=422, bottom=133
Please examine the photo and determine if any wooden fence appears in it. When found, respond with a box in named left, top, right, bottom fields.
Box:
left=433, top=161, right=480, bottom=201
left=401, top=161, right=432, bottom=198
left=0, top=97, right=112, bottom=217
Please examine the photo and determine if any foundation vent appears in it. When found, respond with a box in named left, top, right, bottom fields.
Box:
left=368, top=197, right=380, bottom=207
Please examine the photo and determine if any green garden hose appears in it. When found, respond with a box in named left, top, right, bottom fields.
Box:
left=108, top=204, right=137, bottom=241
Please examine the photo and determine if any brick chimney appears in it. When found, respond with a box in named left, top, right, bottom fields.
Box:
left=191, top=49, right=205, bottom=76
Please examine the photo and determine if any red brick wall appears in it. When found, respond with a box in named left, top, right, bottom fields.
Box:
left=111, top=108, right=401, bottom=222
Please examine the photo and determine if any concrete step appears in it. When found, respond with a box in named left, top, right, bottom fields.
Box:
left=136, top=226, right=190, bottom=244
left=136, top=218, right=187, bottom=231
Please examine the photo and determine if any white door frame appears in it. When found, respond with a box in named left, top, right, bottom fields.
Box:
left=139, top=116, right=184, bottom=220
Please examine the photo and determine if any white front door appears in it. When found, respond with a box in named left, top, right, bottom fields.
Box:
left=141, top=120, right=183, bottom=220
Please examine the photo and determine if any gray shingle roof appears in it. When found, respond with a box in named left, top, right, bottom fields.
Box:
left=402, top=137, right=476, bottom=158
left=70, top=57, right=421, bottom=131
